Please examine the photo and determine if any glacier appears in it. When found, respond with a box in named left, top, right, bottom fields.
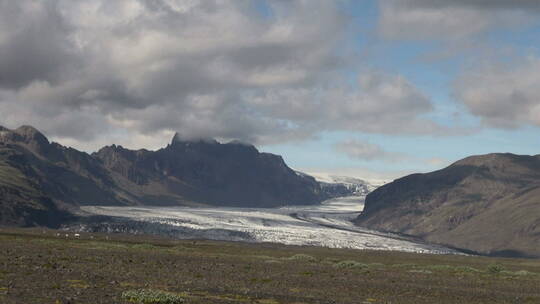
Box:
left=70, top=196, right=460, bottom=255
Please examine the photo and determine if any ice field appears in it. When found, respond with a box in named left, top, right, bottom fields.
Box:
left=75, top=196, right=459, bottom=254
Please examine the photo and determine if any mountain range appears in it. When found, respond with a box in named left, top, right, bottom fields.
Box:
left=355, top=153, right=540, bottom=258
left=0, top=125, right=358, bottom=227
left=3, top=124, right=538, bottom=259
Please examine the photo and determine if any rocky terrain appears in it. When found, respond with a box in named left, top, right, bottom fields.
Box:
left=0, top=125, right=339, bottom=227
left=355, top=153, right=540, bottom=258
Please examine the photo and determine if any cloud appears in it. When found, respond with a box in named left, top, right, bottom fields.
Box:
left=379, top=0, right=539, bottom=40
left=455, top=56, right=540, bottom=128
left=334, top=139, right=453, bottom=169
left=243, top=71, right=439, bottom=139
left=0, top=0, right=442, bottom=151
left=334, top=139, right=406, bottom=162
left=401, top=0, right=540, bottom=10
left=425, top=157, right=450, bottom=167
left=0, top=1, right=76, bottom=89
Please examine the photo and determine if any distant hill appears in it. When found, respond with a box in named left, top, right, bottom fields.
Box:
left=0, top=125, right=332, bottom=227
left=355, top=153, right=540, bottom=258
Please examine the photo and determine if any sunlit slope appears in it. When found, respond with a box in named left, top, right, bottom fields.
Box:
left=356, top=153, right=540, bottom=258
left=0, top=146, right=68, bottom=226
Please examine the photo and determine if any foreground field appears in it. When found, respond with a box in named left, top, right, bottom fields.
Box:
left=0, top=228, right=539, bottom=304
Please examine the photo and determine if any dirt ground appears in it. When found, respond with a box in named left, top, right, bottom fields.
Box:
left=0, top=228, right=539, bottom=304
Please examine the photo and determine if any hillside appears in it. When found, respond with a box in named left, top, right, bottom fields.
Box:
left=0, top=147, right=70, bottom=227
left=355, top=153, right=540, bottom=258
left=0, top=125, right=330, bottom=227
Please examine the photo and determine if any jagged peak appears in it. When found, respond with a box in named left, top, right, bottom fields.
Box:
left=0, top=125, right=50, bottom=147
left=14, top=125, right=49, bottom=145
left=16, top=125, right=40, bottom=133
left=171, top=132, right=218, bottom=145
left=227, top=139, right=255, bottom=147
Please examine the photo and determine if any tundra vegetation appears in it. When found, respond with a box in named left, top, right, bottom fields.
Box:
left=0, top=228, right=539, bottom=304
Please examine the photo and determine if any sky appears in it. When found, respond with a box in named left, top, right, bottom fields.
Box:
left=1, top=0, right=540, bottom=181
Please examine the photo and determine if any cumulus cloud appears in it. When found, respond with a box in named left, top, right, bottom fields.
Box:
left=455, top=57, right=540, bottom=128
left=334, top=139, right=406, bottom=162
left=379, top=0, right=539, bottom=40
left=401, top=0, right=540, bottom=10
left=334, top=139, right=453, bottom=170
left=0, top=1, right=76, bottom=89
left=244, top=71, right=439, bottom=138
left=0, top=0, right=442, bottom=150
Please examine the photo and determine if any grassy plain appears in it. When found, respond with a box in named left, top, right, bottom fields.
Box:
left=0, top=228, right=539, bottom=304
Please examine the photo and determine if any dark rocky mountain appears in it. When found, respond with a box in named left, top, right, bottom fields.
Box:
left=93, top=133, right=325, bottom=207
left=0, top=126, right=329, bottom=227
left=355, top=153, right=540, bottom=258
left=0, top=126, right=123, bottom=226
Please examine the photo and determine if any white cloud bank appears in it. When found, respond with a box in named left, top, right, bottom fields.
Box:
left=379, top=0, right=540, bottom=40
left=455, top=57, right=540, bottom=128
left=0, top=0, right=441, bottom=151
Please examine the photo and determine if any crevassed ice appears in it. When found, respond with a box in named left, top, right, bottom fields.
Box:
left=78, top=196, right=459, bottom=255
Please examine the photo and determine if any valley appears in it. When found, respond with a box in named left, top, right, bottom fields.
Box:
left=67, top=196, right=458, bottom=254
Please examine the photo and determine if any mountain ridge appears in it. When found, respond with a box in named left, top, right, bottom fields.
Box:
left=0, top=125, right=346, bottom=227
left=355, top=152, right=540, bottom=258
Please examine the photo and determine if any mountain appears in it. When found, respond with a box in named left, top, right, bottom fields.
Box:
left=306, top=173, right=376, bottom=196
left=93, top=133, right=325, bottom=207
left=0, top=125, right=125, bottom=226
left=0, top=126, right=329, bottom=227
left=355, top=153, right=540, bottom=258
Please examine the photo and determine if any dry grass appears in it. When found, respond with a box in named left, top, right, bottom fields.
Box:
left=0, top=228, right=539, bottom=304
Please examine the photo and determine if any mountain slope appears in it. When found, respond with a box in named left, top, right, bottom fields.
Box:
left=0, top=125, right=329, bottom=226
left=0, top=126, right=125, bottom=206
left=355, top=153, right=540, bottom=257
left=93, top=134, right=326, bottom=207
left=0, top=143, right=72, bottom=226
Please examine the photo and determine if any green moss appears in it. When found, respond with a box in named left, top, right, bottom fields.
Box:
left=368, top=263, right=385, bottom=268
left=121, top=289, right=186, bottom=304
left=132, top=243, right=158, bottom=250
left=0, top=162, right=38, bottom=194
left=454, top=266, right=481, bottom=273
left=67, top=279, right=90, bottom=289
left=487, top=264, right=505, bottom=274
left=423, top=265, right=457, bottom=272
left=334, top=260, right=369, bottom=269
left=502, top=270, right=537, bottom=276
left=408, top=269, right=433, bottom=274
left=285, top=254, right=317, bottom=262
left=391, top=263, right=417, bottom=268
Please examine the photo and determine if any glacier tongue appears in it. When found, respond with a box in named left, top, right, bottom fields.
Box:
left=72, top=196, right=460, bottom=255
